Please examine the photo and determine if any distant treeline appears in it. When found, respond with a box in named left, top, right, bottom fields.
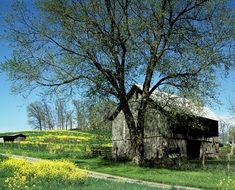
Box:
left=27, top=99, right=115, bottom=132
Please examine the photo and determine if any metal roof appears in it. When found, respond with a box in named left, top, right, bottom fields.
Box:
left=0, top=133, right=26, bottom=138
left=135, top=84, right=220, bottom=121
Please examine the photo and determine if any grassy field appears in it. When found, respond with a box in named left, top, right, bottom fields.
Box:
left=0, top=130, right=235, bottom=189
left=0, top=130, right=111, bottom=159
left=76, top=158, right=235, bottom=189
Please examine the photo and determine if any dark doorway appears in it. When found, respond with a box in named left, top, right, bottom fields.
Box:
left=187, top=140, right=201, bottom=159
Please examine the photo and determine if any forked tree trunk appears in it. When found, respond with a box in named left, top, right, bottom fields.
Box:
left=122, top=102, right=146, bottom=166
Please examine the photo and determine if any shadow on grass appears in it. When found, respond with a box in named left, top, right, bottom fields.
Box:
left=76, top=156, right=235, bottom=172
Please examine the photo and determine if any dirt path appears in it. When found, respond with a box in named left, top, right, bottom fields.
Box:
left=87, top=170, right=203, bottom=190
left=1, top=153, right=203, bottom=190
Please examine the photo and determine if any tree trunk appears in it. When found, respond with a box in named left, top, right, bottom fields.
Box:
left=70, top=118, right=73, bottom=130
left=128, top=126, right=145, bottom=166
left=121, top=95, right=148, bottom=166
left=134, top=97, right=148, bottom=166
left=121, top=101, right=145, bottom=166
left=39, top=120, right=42, bottom=131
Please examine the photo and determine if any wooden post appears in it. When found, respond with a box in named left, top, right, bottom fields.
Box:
left=202, top=141, right=205, bottom=168
left=227, top=153, right=230, bottom=172
left=115, top=147, right=118, bottom=162
left=201, top=136, right=206, bottom=168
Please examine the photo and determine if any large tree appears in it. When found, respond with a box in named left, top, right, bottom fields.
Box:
left=27, top=101, right=45, bottom=130
left=27, top=101, right=55, bottom=130
left=42, top=101, right=55, bottom=130
left=55, top=98, right=70, bottom=130
left=1, top=0, right=234, bottom=165
left=73, top=100, right=88, bottom=129
left=88, top=100, right=114, bottom=131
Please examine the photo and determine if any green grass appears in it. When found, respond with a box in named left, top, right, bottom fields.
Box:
left=0, top=177, right=163, bottom=190
left=1, top=130, right=235, bottom=189
left=75, top=158, right=235, bottom=189
left=80, top=178, right=163, bottom=190
left=0, top=130, right=111, bottom=159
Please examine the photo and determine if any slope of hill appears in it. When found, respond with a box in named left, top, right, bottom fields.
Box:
left=0, top=130, right=111, bottom=159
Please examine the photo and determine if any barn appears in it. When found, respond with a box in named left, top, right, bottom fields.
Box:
left=0, top=134, right=26, bottom=142
left=111, top=84, right=220, bottom=161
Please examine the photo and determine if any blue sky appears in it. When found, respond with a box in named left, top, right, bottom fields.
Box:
left=0, top=0, right=37, bottom=132
left=0, top=0, right=234, bottom=132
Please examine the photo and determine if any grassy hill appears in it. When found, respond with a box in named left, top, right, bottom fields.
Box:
left=0, top=130, right=111, bottom=160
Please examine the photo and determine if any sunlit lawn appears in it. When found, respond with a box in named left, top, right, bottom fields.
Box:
left=76, top=157, right=235, bottom=189
left=80, top=178, right=163, bottom=190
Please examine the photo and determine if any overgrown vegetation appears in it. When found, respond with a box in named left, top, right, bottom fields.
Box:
left=0, top=158, right=87, bottom=190
left=0, top=157, right=160, bottom=190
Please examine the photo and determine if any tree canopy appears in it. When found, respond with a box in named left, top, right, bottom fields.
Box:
left=1, top=0, right=234, bottom=100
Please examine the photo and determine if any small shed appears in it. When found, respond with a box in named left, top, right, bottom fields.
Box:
left=0, top=134, right=26, bottom=142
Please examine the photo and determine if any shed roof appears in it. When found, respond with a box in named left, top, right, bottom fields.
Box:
left=110, top=84, right=220, bottom=121
left=0, top=133, right=26, bottom=138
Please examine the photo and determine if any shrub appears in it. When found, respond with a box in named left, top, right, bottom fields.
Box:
left=1, top=158, right=87, bottom=190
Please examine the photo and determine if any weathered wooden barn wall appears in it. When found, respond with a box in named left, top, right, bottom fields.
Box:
left=112, top=95, right=171, bottom=160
